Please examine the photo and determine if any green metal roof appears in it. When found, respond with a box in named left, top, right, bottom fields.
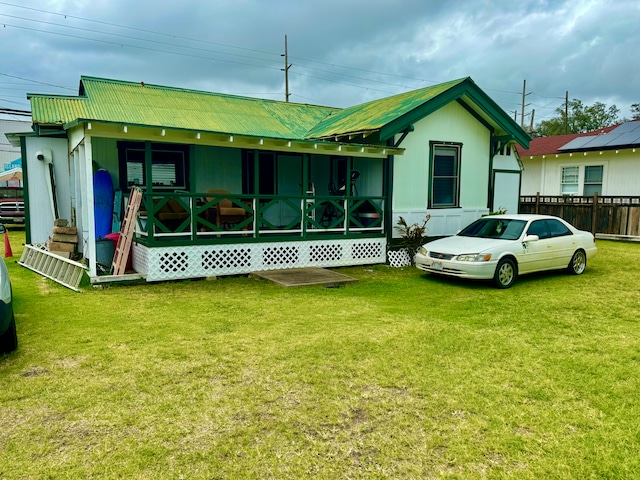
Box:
left=29, top=77, right=338, bottom=140
left=305, top=78, right=467, bottom=139
left=27, top=75, right=529, bottom=148
left=305, top=77, right=530, bottom=148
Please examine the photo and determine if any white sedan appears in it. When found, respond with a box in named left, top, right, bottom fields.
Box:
left=415, top=214, right=597, bottom=288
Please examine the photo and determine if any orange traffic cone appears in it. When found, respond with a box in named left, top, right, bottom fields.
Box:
left=4, top=231, right=12, bottom=258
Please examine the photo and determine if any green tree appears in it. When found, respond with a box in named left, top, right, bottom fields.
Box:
left=631, top=103, right=640, bottom=120
left=536, top=99, right=620, bottom=136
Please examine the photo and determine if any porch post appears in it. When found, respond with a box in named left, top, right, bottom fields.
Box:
left=384, top=147, right=395, bottom=241
left=82, top=137, right=98, bottom=277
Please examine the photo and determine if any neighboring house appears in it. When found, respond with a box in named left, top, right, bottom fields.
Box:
left=517, top=120, right=640, bottom=197
left=0, top=119, right=30, bottom=187
left=7, top=76, right=529, bottom=281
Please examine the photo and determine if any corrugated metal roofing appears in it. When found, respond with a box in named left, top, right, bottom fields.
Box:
left=27, top=76, right=529, bottom=148
left=29, top=77, right=338, bottom=140
left=305, top=78, right=467, bottom=139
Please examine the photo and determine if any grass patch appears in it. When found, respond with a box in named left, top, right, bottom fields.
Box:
left=1, top=230, right=640, bottom=478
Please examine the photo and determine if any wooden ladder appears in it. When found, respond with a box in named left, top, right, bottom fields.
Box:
left=111, top=187, right=142, bottom=276
left=19, top=245, right=87, bottom=292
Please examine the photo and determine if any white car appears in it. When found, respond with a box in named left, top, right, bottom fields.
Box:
left=415, top=214, right=597, bottom=288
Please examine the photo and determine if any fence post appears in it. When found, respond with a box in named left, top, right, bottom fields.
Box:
left=591, top=192, right=598, bottom=234
left=535, top=192, right=540, bottom=214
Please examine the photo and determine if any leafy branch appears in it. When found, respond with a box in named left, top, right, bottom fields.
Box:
left=394, top=215, right=430, bottom=266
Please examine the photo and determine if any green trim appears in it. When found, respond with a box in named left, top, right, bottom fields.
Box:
left=456, top=99, right=494, bottom=133
left=380, top=83, right=469, bottom=141
left=428, top=141, right=463, bottom=209
left=379, top=78, right=530, bottom=149
left=20, top=136, right=31, bottom=245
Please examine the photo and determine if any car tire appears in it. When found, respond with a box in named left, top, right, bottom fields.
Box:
left=493, top=258, right=517, bottom=289
left=0, top=313, right=17, bottom=354
left=568, top=250, right=587, bottom=275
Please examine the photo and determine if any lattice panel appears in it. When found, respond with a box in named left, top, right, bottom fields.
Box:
left=352, top=241, right=383, bottom=260
left=309, top=244, right=342, bottom=263
left=140, top=238, right=386, bottom=282
left=159, top=251, right=189, bottom=274
left=388, top=249, right=411, bottom=268
left=263, top=245, right=300, bottom=267
left=202, top=248, right=252, bottom=270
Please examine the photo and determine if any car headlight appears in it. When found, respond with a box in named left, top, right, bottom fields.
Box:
left=456, top=253, right=492, bottom=262
left=418, top=246, right=428, bottom=256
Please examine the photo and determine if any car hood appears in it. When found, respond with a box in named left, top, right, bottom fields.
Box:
left=424, top=235, right=512, bottom=254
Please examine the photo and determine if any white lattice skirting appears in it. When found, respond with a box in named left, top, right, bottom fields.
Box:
left=387, top=249, right=412, bottom=268
left=133, top=238, right=387, bottom=282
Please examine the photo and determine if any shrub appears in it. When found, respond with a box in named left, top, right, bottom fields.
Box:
left=394, top=215, right=430, bottom=266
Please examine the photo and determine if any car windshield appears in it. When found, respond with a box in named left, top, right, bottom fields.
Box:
left=458, top=218, right=527, bottom=240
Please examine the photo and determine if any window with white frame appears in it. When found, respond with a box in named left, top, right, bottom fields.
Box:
left=561, top=166, right=579, bottom=195
left=561, top=165, right=603, bottom=196
left=430, top=143, right=461, bottom=208
left=584, top=165, right=603, bottom=196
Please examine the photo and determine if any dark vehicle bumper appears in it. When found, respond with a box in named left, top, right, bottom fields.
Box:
left=0, top=299, right=12, bottom=334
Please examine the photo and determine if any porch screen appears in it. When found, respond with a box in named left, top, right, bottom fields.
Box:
left=431, top=145, right=460, bottom=208
left=118, top=143, right=188, bottom=191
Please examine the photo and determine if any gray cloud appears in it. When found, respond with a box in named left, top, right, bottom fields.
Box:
left=1, top=0, right=638, bottom=123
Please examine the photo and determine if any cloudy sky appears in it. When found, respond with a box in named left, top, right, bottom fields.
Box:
left=0, top=0, right=638, bottom=127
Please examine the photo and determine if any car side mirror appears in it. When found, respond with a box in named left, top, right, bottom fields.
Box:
left=523, top=234, right=539, bottom=242
left=0, top=224, right=5, bottom=234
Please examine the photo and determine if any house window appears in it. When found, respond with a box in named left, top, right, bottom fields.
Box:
left=561, top=166, right=579, bottom=195
left=584, top=165, right=603, bottom=196
left=118, top=142, right=188, bottom=191
left=431, top=144, right=461, bottom=208
left=560, top=165, right=603, bottom=196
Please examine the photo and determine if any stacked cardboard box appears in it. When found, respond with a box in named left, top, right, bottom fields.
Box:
left=46, top=219, right=78, bottom=259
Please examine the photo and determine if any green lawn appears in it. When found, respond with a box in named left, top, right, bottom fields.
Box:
left=1, top=230, right=639, bottom=479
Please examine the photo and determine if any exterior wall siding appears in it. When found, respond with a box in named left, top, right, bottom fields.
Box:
left=24, top=137, right=71, bottom=245
left=521, top=150, right=640, bottom=196
left=392, top=102, right=491, bottom=236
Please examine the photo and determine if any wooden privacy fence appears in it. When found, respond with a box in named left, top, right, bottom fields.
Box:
left=519, top=193, right=640, bottom=236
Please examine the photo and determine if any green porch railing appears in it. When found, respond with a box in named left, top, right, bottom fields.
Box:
left=134, top=191, right=385, bottom=244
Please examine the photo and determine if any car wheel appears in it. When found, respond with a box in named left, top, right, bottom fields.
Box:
left=568, top=250, right=587, bottom=275
left=0, top=313, right=17, bottom=354
left=494, top=258, right=517, bottom=289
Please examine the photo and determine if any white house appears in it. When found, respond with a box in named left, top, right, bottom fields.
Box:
left=518, top=120, right=640, bottom=197
left=7, top=76, right=529, bottom=282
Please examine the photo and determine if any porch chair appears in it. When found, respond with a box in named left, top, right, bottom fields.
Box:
left=205, top=189, right=250, bottom=230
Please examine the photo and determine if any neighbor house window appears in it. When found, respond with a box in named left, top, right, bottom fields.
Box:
left=561, top=166, right=579, bottom=196
left=431, top=144, right=461, bottom=208
left=118, top=142, right=188, bottom=191
left=584, top=165, right=603, bottom=196
left=560, top=165, right=603, bottom=196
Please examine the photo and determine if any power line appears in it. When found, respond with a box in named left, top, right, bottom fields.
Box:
left=0, top=72, right=75, bottom=91
left=0, top=2, right=525, bottom=112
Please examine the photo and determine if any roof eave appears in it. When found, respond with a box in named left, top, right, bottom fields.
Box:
left=378, top=78, right=531, bottom=149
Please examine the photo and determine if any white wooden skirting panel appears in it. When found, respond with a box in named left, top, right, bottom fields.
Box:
left=392, top=208, right=488, bottom=238
left=133, top=238, right=386, bottom=282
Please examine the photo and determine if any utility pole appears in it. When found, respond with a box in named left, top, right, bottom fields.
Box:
left=281, top=34, right=291, bottom=102
left=529, top=108, right=535, bottom=132
left=521, top=79, right=531, bottom=129
left=564, top=91, right=569, bottom=134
